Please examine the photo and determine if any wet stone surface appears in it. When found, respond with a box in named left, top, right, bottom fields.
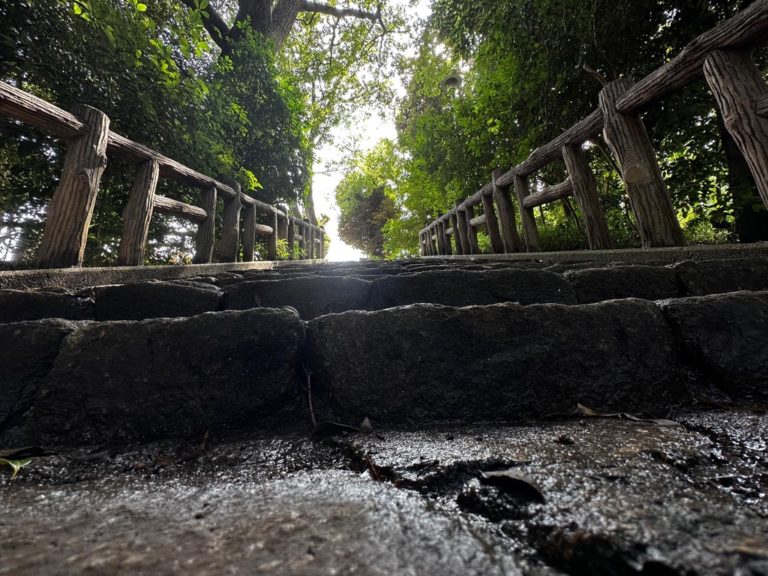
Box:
left=1, top=409, right=766, bottom=575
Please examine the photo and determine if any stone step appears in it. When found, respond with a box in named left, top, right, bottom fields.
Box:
left=4, top=410, right=765, bottom=575
left=2, top=257, right=768, bottom=322
left=1, top=290, right=765, bottom=446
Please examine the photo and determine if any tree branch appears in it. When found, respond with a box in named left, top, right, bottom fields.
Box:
left=299, top=1, right=383, bottom=27
left=178, top=0, right=231, bottom=50
left=270, top=0, right=304, bottom=47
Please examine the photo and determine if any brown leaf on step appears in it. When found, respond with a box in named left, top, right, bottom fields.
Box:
left=360, top=417, right=374, bottom=435
left=729, top=538, right=768, bottom=558
left=576, top=404, right=680, bottom=427
left=576, top=403, right=601, bottom=417
left=479, top=470, right=546, bottom=503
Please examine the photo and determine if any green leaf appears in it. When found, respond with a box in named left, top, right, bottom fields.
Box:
left=0, top=458, right=33, bottom=480
left=136, top=3, right=147, bottom=12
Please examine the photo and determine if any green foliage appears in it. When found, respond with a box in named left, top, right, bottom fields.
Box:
left=349, top=0, right=766, bottom=256
left=0, top=0, right=308, bottom=264
left=336, top=140, right=400, bottom=257
left=0, top=458, right=32, bottom=480
left=276, top=238, right=291, bottom=260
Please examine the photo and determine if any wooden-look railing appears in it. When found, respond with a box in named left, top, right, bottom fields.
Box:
left=420, top=0, right=768, bottom=256
left=0, top=82, right=325, bottom=268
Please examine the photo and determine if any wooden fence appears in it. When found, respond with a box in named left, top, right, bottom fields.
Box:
left=420, top=0, right=768, bottom=256
left=0, top=82, right=325, bottom=268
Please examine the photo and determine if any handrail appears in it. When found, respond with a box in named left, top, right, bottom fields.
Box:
left=0, top=81, right=325, bottom=266
left=421, top=2, right=768, bottom=256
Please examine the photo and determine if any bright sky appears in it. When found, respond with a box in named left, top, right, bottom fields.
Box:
left=313, top=118, right=397, bottom=261
left=311, top=0, right=431, bottom=262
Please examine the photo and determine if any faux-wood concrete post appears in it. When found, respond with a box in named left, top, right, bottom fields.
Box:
left=242, top=203, right=257, bottom=262
left=454, top=200, right=470, bottom=254
left=317, top=229, right=325, bottom=259
left=704, top=49, right=768, bottom=209
left=37, top=104, right=110, bottom=268
left=298, top=223, right=306, bottom=258
left=599, top=79, right=685, bottom=247
left=492, top=169, right=522, bottom=253
left=305, top=221, right=314, bottom=259
left=118, top=158, right=159, bottom=265
left=193, top=186, right=217, bottom=263
left=561, top=144, right=612, bottom=250
left=267, top=211, right=279, bottom=260
left=450, top=212, right=463, bottom=255
left=217, top=183, right=241, bottom=262
left=464, top=205, right=480, bottom=254
left=442, top=219, right=453, bottom=255
left=278, top=212, right=288, bottom=242
left=481, top=190, right=504, bottom=253
left=436, top=216, right=447, bottom=255
left=287, top=218, right=296, bottom=260
left=513, top=173, right=541, bottom=252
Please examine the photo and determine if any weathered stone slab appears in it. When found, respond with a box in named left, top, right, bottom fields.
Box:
left=17, top=308, right=303, bottom=445
left=226, top=276, right=371, bottom=319
left=367, top=269, right=577, bottom=309
left=659, top=291, right=768, bottom=397
left=94, top=281, right=222, bottom=320
left=0, top=289, right=94, bottom=322
left=0, top=320, right=76, bottom=432
left=674, top=258, right=768, bottom=295
left=1, top=412, right=765, bottom=576
left=0, top=470, right=521, bottom=576
left=307, top=300, right=683, bottom=424
left=565, top=265, right=680, bottom=303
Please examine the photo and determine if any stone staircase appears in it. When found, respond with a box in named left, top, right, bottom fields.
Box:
left=1, top=251, right=767, bottom=575
left=1, top=253, right=767, bottom=446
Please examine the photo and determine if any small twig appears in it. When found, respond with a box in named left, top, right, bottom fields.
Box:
left=305, top=366, right=317, bottom=428
left=582, top=63, right=608, bottom=86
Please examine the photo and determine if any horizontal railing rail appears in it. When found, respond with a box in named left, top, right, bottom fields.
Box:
left=0, top=81, right=325, bottom=267
left=420, top=0, right=768, bottom=257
